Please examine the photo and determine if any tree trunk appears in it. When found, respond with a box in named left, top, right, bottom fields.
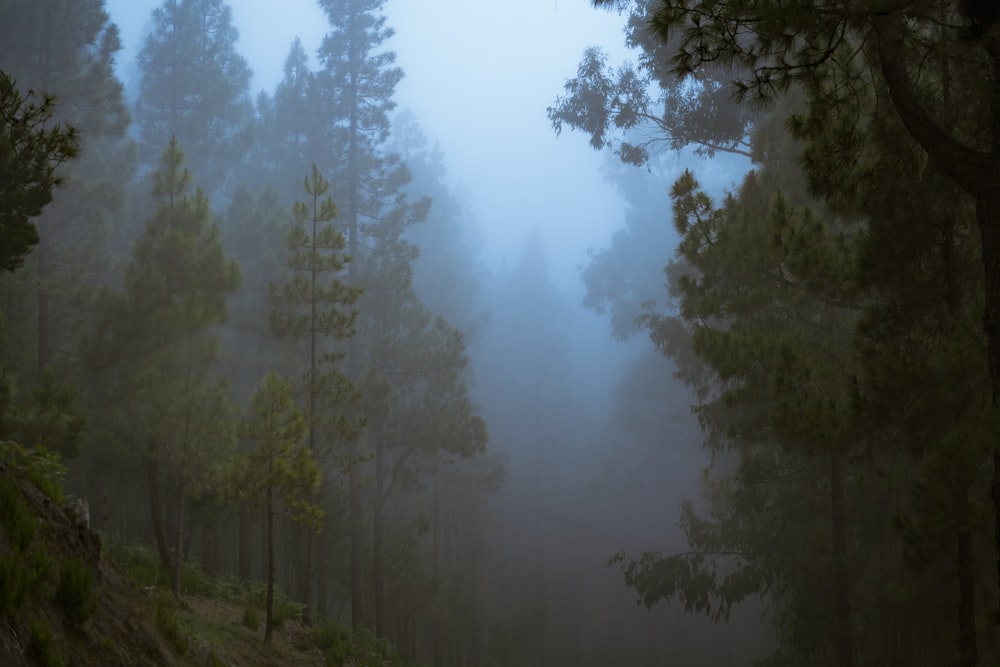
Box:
left=147, top=446, right=173, bottom=571
left=265, top=485, right=275, bottom=643
left=830, top=447, right=855, bottom=667
left=238, top=503, right=253, bottom=581
left=956, top=483, right=979, bottom=667
left=173, top=479, right=186, bottom=600
left=875, top=18, right=1000, bottom=625
left=317, top=525, right=328, bottom=618
left=350, top=466, right=365, bottom=627
left=260, top=509, right=269, bottom=583
left=301, top=528, right=313, bottom=626
left=432, top=471, right=443, bottom=667
left=978, top=193, right=1000, bottom=625
left=373, top=430, right=385, bottom=637
left=201, top=516, right=221, bottom=573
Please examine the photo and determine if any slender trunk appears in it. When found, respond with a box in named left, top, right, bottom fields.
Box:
left=317, top=526, right=328, bottom=618
left=238, top=503, right=253, bottom=581
left=265, top=484, right=275, bottom=643
left=301, top=528, right=313, bottom=626
left=373, top=429, right=385, bottom=637
left=432, top=471, right=443, bottom=667
left=346, top=17, right=366, bottom=628
left=830, top=447, right=855, bottom=667
left=957, top=483, right=979, bottom=667
left=979, top=193, right=1000, bottom=625
left=202, top=517, right=222, bottom=574
left=173, top=479, right=186, bottom=600
left=350, top=460, right=365, bottom=627
left=147, top=445, right=173, bottom=571
left=260, top=508, right=269, bottom=583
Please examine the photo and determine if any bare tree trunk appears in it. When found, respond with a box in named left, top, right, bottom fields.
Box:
left=238, top=503, right=253, bottom=581
left=265, top=485, right=276, bottom=643
left=957, top=484, right=979, bottom=667
left=432, top=471, right=443, bottom=667
left=301, top=528, right=314, bottom=626
left=317, top=525, right=328, bottom=618
left=147, top=445, right=173, bottom=571
left=373, top=429, right=385, bottom=637
left=830, top=447, right=855, bottom=667
left=173, top=479, right=186, bottom=599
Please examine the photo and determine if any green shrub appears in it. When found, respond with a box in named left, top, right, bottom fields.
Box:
left=313, top=620, right=350, bottom=665
left=106, top=539, right=165, bottom=588
left=270, top=595, right=302, bottom=630
left=55, top=557, right=96, bottom=629
left=154, top=589, right=188, bottom=656
left=0, top=440, right=66, bottom=503
left=28, top=617, right=64, bottom=667
left=0, top=474, right=36, bottom=550
left=241, top=604, right=259, bottom=631
left=0, top=545, right=52, bottom=616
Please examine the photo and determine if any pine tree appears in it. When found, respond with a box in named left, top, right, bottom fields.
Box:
left=0, top=0, right=130, bottom=377
left=314, top=0, right=411, bottom=628
left=0, top=71, right=78, bottom=274
left=136, top=0, right=252, bottom=197
left=239, top=372, right=321, bottom=644
left=270, top=163, right=360, bottom=622
left=83, top=137, right=241, bottom=590
left=249, top=39, right=321, bottom=197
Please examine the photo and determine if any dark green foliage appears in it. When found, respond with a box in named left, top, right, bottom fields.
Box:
left=154, top=588, right=189, bottom=655
left=0, top=369, right=86, bottom=460
left=313, top=619, right=349, bottom=659
left=28, top=617, right=64, bottom=667
left=0, top=471, right=37, bottom=552
left=548, top=0, right=757, bottom=164
left=0, top=442, right=66, bottom=504
left=313, top=620, right=412, bottom=667
left=0, top=466, right=54, bottom=619
left=83, top=137, right=240, bottom=583
left=112, top=541, right=165, bottom=590
left=0, top=71, right=79, bottom=274
left=241, top=605, right=259, bottom=631
left=55, top=557, right=96, bottom=630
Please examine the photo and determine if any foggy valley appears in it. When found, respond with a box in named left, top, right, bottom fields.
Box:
left=1, top=1, right=998, bottom=666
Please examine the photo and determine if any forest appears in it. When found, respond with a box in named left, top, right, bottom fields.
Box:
left=1, top=0, right=999, bottom=666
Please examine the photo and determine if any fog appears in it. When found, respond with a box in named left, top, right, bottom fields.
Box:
left=8, top=1, right=998, bottom=664
left=7, top=0, right=764, bottom=664
left=108, top=0, right=636, bottom=292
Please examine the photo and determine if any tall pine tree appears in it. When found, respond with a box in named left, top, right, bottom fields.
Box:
left=83, top=138, right=240, bottom=589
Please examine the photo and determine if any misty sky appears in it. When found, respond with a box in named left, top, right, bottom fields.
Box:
left=104, top=0, right=644, bottom=296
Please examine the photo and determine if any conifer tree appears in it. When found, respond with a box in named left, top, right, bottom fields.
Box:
left=136, top=0, right=252, bottom=197
left=249, top=39, right=320, bottom=197
left=314, top=0, right=413, bottom=628
left=0, top=71, right=78, bottom=275
left=239, top=372, right=321, bottom=644
left=270, top=164, right=361, bottom=621
left=83, top=137, right=240, bottom=587
left=0, top=0, right=130, bottom=377
left=574, top=0, right=1000, bottom=622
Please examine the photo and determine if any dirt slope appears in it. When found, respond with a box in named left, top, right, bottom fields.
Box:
left=0, top=460, right=328, bottom=667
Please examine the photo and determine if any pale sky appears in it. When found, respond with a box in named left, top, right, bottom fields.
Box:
left=104, top=0, right=647, bottom=295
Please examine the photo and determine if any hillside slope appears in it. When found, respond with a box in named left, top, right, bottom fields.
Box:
left=0, top=444, right=391, bottom=667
